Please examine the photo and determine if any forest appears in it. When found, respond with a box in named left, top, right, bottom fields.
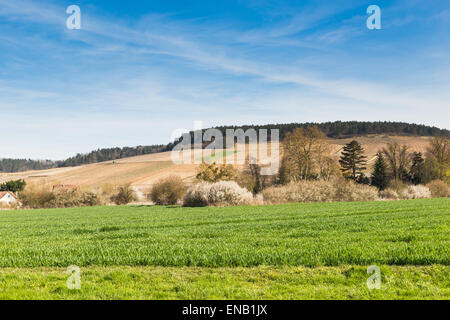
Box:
left=207, top=121, right=449, bottom=141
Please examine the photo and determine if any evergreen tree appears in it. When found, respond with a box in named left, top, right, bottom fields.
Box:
left=410, top=152, right=426, bottom=185
left=0, top=179, right=27, bottom=192
left=371, top=153, right=389, bottom=190
left=339, top=140, right=367, bottom=181
left=356, top=173, right=370, bottom=185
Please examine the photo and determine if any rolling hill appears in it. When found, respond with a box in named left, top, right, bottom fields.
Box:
left=0, top=135, right=435, bottom=195
left=1, top=121, right=448, bottom=173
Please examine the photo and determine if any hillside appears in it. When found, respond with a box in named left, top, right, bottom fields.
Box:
left=328, top=135, right=433, bottom=163
left=0, top=135, right=435, bottom=193
left=1, top=121, right=448, bottom=173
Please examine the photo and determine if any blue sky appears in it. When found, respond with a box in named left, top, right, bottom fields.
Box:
left=0, top=0, right=449, bottom=159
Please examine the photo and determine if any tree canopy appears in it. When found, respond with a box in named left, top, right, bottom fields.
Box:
left=0, top=179, right=27, bottom=193
left=339, top=140, right=368, bottom=181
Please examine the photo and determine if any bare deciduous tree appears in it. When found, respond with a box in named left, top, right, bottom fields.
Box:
left=382, top=143, right=411, bottom=181
left=280, top=126, right=330, bottom=182
left=426, top=136, right=450, bottom=180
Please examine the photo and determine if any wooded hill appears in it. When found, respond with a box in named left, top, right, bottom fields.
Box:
left=0, top=159, right=55, bottom=173
left=1, top=121, right=448, bottom=173
left=0, top=145, right=169, bottom=173
left=205, top=121, right=450, bottom=141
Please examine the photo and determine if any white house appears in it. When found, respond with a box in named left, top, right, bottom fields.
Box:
left=0, top=191, right=18, bottom=206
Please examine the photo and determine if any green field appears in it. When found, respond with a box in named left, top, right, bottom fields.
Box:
left=1, top=265, right=448, bottom=300
left=0, top=198, right=449, bottom=299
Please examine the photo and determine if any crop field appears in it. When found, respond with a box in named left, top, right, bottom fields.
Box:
left=0, top=198, right=449, bottom=299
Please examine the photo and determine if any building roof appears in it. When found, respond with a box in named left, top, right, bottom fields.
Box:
left=0, top=191, right=18, bottom=200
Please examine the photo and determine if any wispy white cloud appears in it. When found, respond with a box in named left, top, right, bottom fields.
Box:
left=0, top=0, right=447, bottom=106
left=0, top=0, right=448, bottom=159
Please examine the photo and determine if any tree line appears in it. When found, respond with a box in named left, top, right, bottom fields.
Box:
left=369, top=137, right=449, bottom=190
left=188, top=121, right=449, bottom=142
left=0, top=159, right=55, bottom=173
left=0, top=145, right=169, bottom=172
left=56, top=145, right=169, bottom=167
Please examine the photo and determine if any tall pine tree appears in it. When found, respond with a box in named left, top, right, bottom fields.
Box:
left=410, top=152, right=426, bottom=185
left=339, top=140, right=367, bottom=181
left=371, top=153, right=389, bottom=190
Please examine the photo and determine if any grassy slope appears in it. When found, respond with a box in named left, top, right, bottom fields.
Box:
left=0, top=198, right=448, bottom=299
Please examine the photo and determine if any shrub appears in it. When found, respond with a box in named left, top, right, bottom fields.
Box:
left=235, top=170, right=256, bottom=194
left=183, top=183, right=210, bottom=207
left=334, top=181, right=379, bottom=202
left=110, top=184, right=137, bottom=205
left=208, top=181, right=254, bottom=205
left=48, top=189, right=81, bottom=208
left=150, top=176, right=186, bottom=205
left=262, top=180, right=336, bottom=204
left=196, top=162, right=236, bottom=182
left=97, top=183, right=116, bottom=204
left=183, top=181, right=253, bottom=207
left=380, top=185, right=431, bottom=200
left=387, top=180, right=408, bottom=195
left=426, top=180, right=450, bottom=198
left=379, top=188, right=400, bottom=200
left=19, top=183, right=55, bottom=209
left=10, top=202, right=18, bottom=210
left=0, top=202, right=18, bottom=210
left=262, top=178, right=378, bottom=204
left=19, top=183, right=101, bottom=208
left=51, top=189, right=101, bottom=208
left=236, top=163, right=278, bottom=195
left=101, top=183, right=115, bottom=196
left=79, top=191, right=101, bottom=206
left=399, top=185, right=431, bottom=199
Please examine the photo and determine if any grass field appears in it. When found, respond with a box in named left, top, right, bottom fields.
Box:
left=1, top=266, right=448, bottom=300
left=0, top=198, right=448, bottom=299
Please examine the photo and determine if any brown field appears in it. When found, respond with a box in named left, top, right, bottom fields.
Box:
left=329, top=135, right=432, bottom=164
left=0, top=135, right=433, bottom=192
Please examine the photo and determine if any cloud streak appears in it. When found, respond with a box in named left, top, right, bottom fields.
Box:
left=0, top=0, right=448, bottom=159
